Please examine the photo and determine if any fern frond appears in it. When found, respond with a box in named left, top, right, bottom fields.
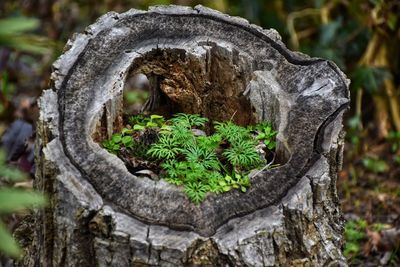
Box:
left=184, top=162, right=206, bottom=182
left=170, top=123, right=195, bottom=148
left=184, top=182, right=208, bottom=204
left=223, top=140, right=261, bottom=168
left=170, top=113, right=208, bottom=128
left=162, top=160, right=179, bottom=179
left=165, top=177, right=183, bottom=186
left=183, top=146, right=221, bottom=171
left=201, top=150, right=221, bottom=170
left=214, top=121, right=250, bottom=145
left=197, top=134, right=222, bottom=152
left=147, top=136, right=182, bottom=160
left=206, top=172, right=225, bottom=193
left=183, top=146, right=203, bottom=162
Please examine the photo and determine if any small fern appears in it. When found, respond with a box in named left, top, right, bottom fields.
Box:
left=214, top=121, right=250, bottom=145
left=206, top=172, right=226, bottom=193
left=197, top=134, right=222, bottom=152
left=101, top=113, right=277, bottom=204
left=184, top=182, right=208, bottom=204
left=170, top=123, right=195, bottom=148
left=183, top=147, right=220, bottom=171
left=223, top=139, right=261, bottom=168
left=170, top=113, right=208, bottom=128
left=147, top=136, right=182, bottom=160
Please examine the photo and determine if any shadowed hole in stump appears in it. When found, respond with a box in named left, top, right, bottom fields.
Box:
left=97, top=45, right=290, bottom=180
left=126, top=47, right=257, bottom=125
left=123, top=73, right=150, bottom=115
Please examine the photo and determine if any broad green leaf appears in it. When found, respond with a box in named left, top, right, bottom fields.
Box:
left=219, top=180, right=227, bottom=186
left=0, top=167, right=27, bottom=182
left=161, top=125, right=171, bottom=130
left=350, top=66, right=390, bottom=94
left=146, top=122, right=158, bottom=127
left=122, top=136, right=133, bottom=145
left=362, top=157, right=388, bottom=173
left=150, top=114, right=163, bottom=120
left=256, top=133, right=266, bottom=140
left=0, top=189, right=47, bottom=214
left=133, top=124, right=145, bottom=131
left=121, top=128, right=133, bottom=135
left=224, top=175, right=232, bottom=182
left=112, top=134, right=122, bottom=143
left=0, top=35, right=51, bottom=54
left=0, top=220, right=21, bottom=258
left=222, top=186, right=231, bottom=192
left=0, top=17, right=39, bottom=35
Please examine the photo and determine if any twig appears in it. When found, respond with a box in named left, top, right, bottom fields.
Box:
left=250, top=152, right=276, bottom=179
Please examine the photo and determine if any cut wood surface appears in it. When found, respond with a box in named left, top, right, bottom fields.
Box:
left=21, top=5, right=350, bottom=267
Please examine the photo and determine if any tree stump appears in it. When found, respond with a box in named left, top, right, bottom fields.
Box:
left=27, top=5, right=350, bottom=267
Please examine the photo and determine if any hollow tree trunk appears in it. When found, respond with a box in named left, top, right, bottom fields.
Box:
left=20, top=5, right=349, bottom=267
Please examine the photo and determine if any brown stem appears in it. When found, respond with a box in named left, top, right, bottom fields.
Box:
left=384, top=80, right=400, bottom=132
left=356, top=89, right=363, bottom=130
left=373, top=95, right=389, bottom=138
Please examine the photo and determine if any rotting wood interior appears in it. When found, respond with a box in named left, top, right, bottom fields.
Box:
left=126, top=47, right=257, bottom=126
left=93, top=44, right=290, bottom=175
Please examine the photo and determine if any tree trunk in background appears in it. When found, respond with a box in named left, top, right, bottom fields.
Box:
left=18, top=5, right=349, bottom=267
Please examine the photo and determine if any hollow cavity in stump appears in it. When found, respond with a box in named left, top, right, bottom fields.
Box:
left=127, top=46, right=257, bottom=126
left=95, top=45, right=284, bottom=204
left=50, top=7, right=349, bottom=237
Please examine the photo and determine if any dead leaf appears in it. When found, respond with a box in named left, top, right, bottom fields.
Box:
left=363, top=229, right=381, bottom=255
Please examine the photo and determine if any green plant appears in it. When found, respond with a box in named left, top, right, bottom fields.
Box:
left=223, top=139, right=260, bottom=168
left=169, top=113, right=208, bottom=127
left=254, top=122, right=277, bottom=150
left=184, top=182, right=208, bottom=204
left=387, top=131, right=400, bottom=152
left=344, top=219, right=367, bottom=258
left=0, top=16, right=53, bottom=54
left=0, top=16, right=56, bottom=116
left=214, top=121, right=249, bottom=144
left=0, top=150, right=47, bottom=258
left=128, top=114, right=165, bottom=129
left=124, top=90, right=149, bottom=105
left=362, top=156, right=388, bottom=173
left=147, top=136, right=181, bottom=160
left=394, top=155, right=400, bottom=166
left=102, top=113, right=277, bottom=204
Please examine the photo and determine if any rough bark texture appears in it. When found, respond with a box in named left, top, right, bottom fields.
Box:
left=21, top=5, right=349, bottom=267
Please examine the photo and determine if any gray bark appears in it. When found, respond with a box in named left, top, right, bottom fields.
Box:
left=20, top=5, right=349, bottom=267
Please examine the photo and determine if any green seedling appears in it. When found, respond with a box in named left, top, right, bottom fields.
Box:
left=255, top=122, right=277, bottom=150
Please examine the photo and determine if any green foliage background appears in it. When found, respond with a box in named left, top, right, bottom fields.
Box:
left=0, top=151, right=46, bottom=258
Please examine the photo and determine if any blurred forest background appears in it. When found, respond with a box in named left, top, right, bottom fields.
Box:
left=0, top=0, right=399, bottom=266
